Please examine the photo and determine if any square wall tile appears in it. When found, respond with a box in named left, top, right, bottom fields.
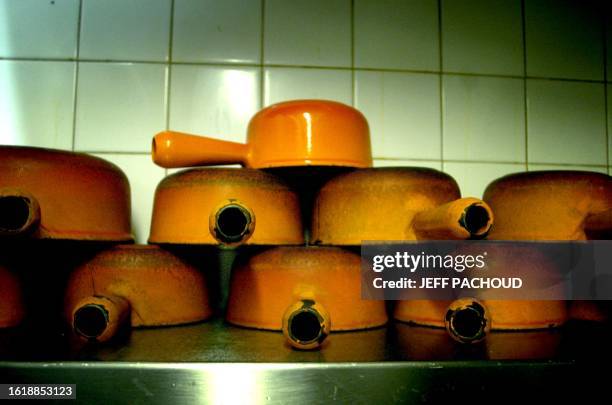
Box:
left=80, top=0, right=171, bottom=62
left=443, top=75, right=525, bottom=162
left=264, top=68, right=351, bottom=106
left=173, top=0, right=261, bottom=64
left=169, top=65, right=260, bottom=143
left=525, top=0, right=604, bottom=80
left=0, top=0, right=78, bottom=58
left=608, top=12, right=612, bottom=82
left=75, top=63, right=167, bottom=152
left=442, top=0, right=523, bottom=76
left=374, top=159, right=442, bottom=170
left=528, top=164, right=608, bottom=174
left=443, top=162, right=525, bottom=198
left=0, top=61, right=74, bottom=149
left=355, top=71, right=440, bottom=160
left=264, top=0, right=350, bottom=67
left=527, top=79, right=606, bottom=165
left=354, top=0, right=439, bottom=71
left=93, top=154, right=165, bottom=243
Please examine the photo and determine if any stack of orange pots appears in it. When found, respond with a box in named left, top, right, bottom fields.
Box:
left=150, top=99, right=497, bottom=350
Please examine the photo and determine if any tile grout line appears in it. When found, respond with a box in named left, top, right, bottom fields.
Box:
left=259, top=0, right=266, bottom=109
left=521, top=0, right=529, bottom=171
left=602, top=8, right=609, bottom=170
left=163, top=0, right=176, bottom=178
left=438, top=0, right=444, bottom=171
left=70, top=0, right=84, bottom=151
left=350, top=0, right=356, bottom=105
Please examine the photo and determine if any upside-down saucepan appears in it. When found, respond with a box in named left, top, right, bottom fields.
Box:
left=148, top=168, right=304, bottom=246
left=484, top=170, right=612, bottom=323
left=226, top=247, right=387, bottom=350
left=0, top=146, right=132, bottom=242
left=64, top=245, right=212, bottom=342
left=311, top=167, right=494, bottom=244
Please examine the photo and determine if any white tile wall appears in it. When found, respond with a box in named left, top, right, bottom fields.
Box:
left=172, top=0, right=261, bottom=64
left=264, top=67, right=352, bottom=106
left=525, top=0, right=604, bottom=81
left=354, top=0, right=439, bottom=71
left=443, top=162, right=526, bottom=198
left=0, top=0, right=79, bottom=58
left=264, top=0, right=350, bottom=67
left=80, top=0, right=171, bottom=62
left=169, top=65, right=260, bottom=142
left=528, top=164, right=609, bottom=174
left=0, top=60, right=75, bottom=148
left=374, top=159, right=442, bottom=171
left=441, top=0, right=523, bottom=76
left=442, top=75, right=525, bottom=162
left=74, top=62, right=167, bottom=152
left=355, top=71, right=440, bottom=159
left=1, top=0, right=611, bottom=239
left=526, top=79, right=606, bottom=165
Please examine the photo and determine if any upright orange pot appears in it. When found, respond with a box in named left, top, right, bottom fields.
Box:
left=311, top=167, right=493, bottom=244
left=226, top=247, right=388, bottom=350
left=64, top=245, right=212, bottom=342
left=0, top=146, right=132, bottom=242
left=149, top=168, right=304, bottom=246
left=152, top=100, right=372, bottom=169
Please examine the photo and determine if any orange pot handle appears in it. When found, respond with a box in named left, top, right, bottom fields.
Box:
left=282, top=299, right=331, bottom=350
left=152, top=131, right=249, bottom=168
left=71, top=295, right=130, bottom=343
left=0, top=189, right=40, bottom=238
left=413, top=198, right=493, bottom=240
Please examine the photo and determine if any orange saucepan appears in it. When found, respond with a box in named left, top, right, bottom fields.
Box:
left=64, top=245, right=212, bottom=342
left=0, top=146, right=132, bottom=242
left=226, top=247, right=388, bottom=350
left=152, top=100, right=372, bottom=169
left=311, top=167, right=493, bottom=244
left=149, top=168, right=304, bottom=246
left=483, top=170, right=612, bottom=323
left=394, top=244, right=568, bottom=343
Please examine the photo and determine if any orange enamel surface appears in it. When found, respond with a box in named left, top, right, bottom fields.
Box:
left=311, top=167, right=491, bottom=244
left=483, top=171, right=612, bottom=240
left=64, top=245, right=212, bottom=330
left=394, top=245, right=568, bottom=330
left=395, top=323, right=561, bottom=360
left=226, top=247, right=388, bottom=331
left=395, top=300, right=567, bottom=330
left=0, top=265, right=25, bottom=328
left=148, top=168, right=304, bottom=245
left=0, top=146, right=132, bottom=241
left=152, top=100, right=372, bottom=169
left=484, top=170, right=612, bottom=323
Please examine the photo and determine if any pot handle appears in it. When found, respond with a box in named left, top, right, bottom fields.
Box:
left=0, top=189, right=40, bottom=238
left=445, top=298, right=490, bottom=344
left=152, top=131, right=249, bottom=168
left=584, top=208, right=612, bottom=237
left=71, top=295, right=130, bottom=343
left=282, top=299, right=331, bottom=350
left=413, top=197, right=493, bottom=240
